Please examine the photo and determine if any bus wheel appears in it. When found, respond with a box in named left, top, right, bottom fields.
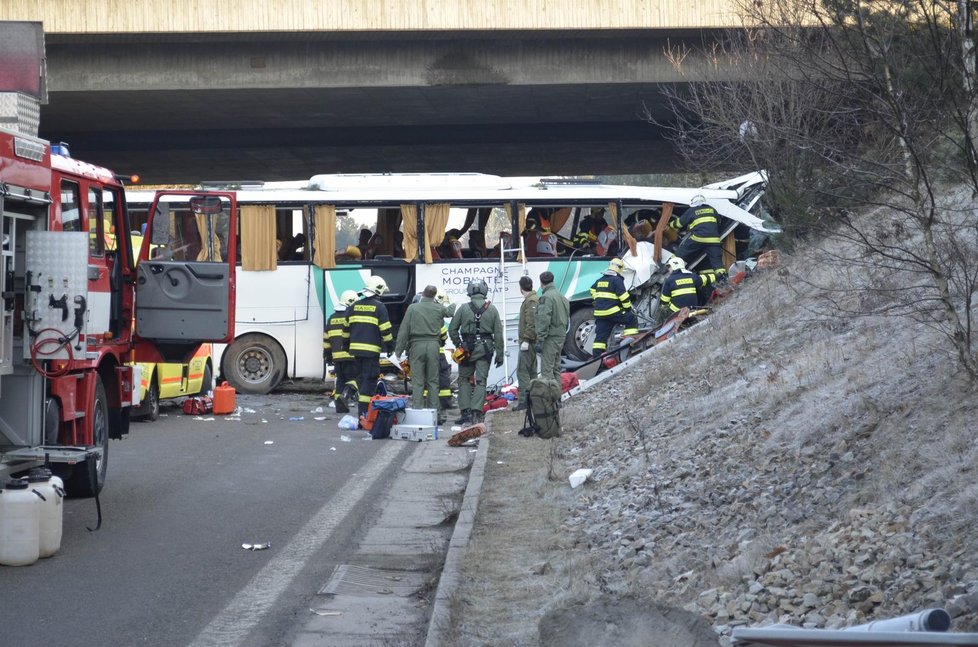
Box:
left=222, top=334, right=286, bottom=395
left=563, top=307, right=595, bottom=361
left=64, top=377, right=110, bottom=498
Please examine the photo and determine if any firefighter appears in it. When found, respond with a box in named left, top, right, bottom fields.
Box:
left=516, top=275, right=538, bottom=411
left=394, top=285, right=445, bottom=413
left=653, top=255, right=717, bottom=326
left=670, top=194, right=726, bottom=280
left=435, top=289, right=456, bottom=411
left=323, top=289, right=359, bottom=413
left=448, top=280, right=504, bottom=425
left=347, top=276, right=394, bottom=420
left=536, top=271, right=570, bottom=384
left=589, top=258, right=639, bottom=357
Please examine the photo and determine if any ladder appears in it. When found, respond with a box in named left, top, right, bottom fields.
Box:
left=494, top=234, right=527, bottom=386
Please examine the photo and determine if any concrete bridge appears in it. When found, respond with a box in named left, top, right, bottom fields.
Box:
left=0, top=1, right=747, bottom=183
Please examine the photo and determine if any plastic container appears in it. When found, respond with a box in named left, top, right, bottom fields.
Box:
left=27, top=467, right=65, bottom=558
left=0, top=479, right=41, bottom=566
left=213, top=381, right=236, bottom=415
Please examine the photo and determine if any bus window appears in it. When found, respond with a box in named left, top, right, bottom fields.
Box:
left=276, top=207, right=308, bottom=262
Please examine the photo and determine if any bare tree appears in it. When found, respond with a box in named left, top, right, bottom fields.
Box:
left=657, top=0, right=978, bottom=381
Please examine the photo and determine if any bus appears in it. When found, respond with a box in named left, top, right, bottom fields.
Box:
left=126, top=172, right=772, bottom=394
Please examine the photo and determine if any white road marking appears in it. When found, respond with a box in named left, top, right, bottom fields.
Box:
left=189, top=441, right=406, bottom=647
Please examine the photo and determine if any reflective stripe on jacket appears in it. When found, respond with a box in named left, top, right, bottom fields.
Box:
left=590, top=274, right=632, bottom=318
left=670, top=204, right=721, bottom=244
left=324, top=310, right=353, bottom=361
left=659, top=270, right=716, bottom=312
left=347, top=296, right=393, bottom=356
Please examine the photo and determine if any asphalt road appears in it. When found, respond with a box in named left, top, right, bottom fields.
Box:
left=0, top=389, right=411, bottom=647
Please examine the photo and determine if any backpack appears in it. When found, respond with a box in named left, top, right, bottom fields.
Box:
left=520, top=378, right=562, bottom=439
left=461, top=301, right=494, bottom=359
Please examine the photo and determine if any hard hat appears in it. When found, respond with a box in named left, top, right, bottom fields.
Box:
left=467, top=280, right=488, bottom=297
left=666, top=256, right=687, bottom=272
left=435, top=288, right=450, bottom=306
left=339, top=290, right=358, bottom=307
left=690, top=194, right=706, bottom=206
left=608, top=258, right=625, bottom=275
left=452, top=347, right=471, bottom=364
left=364, top=275, right=388, bottom=296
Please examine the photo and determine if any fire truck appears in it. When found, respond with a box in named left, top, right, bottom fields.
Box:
left=0, top=126, right=237, bottom=496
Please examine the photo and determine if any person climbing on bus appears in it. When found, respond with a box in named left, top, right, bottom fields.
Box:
left=347, top=276, right=394, bottom=421
left=670, top=194, right=726, bottom=281
left=589, top=258, right=639, bottom=356
left=323, top=290, right=359, bottom=413
left=448, top=279, right=504, bottom=426
left=653, top=255, right=717, bottom=327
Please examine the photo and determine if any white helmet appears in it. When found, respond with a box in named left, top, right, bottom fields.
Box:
left=339, top=290, right=358, bottom=308
left=666, top=256, right=687, bottom=272
left=363, top=275, right=388, bottom=296
left=690, top=194, right=706, bottom=207
left=435, top=288, right=450, bottom=306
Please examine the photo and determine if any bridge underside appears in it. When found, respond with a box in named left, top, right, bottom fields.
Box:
left=38, top=33, right=718, bottom=183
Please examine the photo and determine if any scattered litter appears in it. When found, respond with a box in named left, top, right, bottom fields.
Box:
left=340, top=435, right=352, bottom=442
left=241, top=543, right=270, bottom=551
left=337, top=414, right=358, bottom=430
left=309, top=609, right=343, bottom=617
left=569, top=468, right=593, bottom=489
left=264, top=441, right=274, bottom=445
left=461, top=438, right=479, bottom=447
left=450, top=426, right=461, bottom=433
left=468, top=449, right=478, bottom=453
left=289, top=416, right=305, bottom=421
left=314, top=416, right=327, bottom=421
left=193, top=416, right=215, bottom=421
left=496, top=461, right=505, bottom=465
left=243, top=407, right=256, bottom=413
left=376, top=588, right=393, bottom=595
left=261, top=419, right=268, bottom=424
left=328, top=401, right=336, bottom=409
left=312, top=406, right=324, bottom=413
left=330, top=447, right=337, bottom=451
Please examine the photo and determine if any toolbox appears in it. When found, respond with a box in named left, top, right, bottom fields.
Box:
left=391, top=408, right=439, bottom=441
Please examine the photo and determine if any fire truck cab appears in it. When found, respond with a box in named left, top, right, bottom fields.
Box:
left=0, top=128, right=236, bottom=496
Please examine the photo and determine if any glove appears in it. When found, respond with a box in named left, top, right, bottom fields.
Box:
left=494, top=357, right=504, bottom=368
left=534, top=343, right=543, bottom=354
left=520, top=341, right=530, bottom=351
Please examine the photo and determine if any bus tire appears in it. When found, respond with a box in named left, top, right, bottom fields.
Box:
left=564, top=306, right=595, bottom=361
left=222, top=334, right=286, bottom=395
left=63, top=377, right=109, bottom=498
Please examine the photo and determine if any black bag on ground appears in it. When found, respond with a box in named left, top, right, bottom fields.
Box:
left=370, top=409, right=396, bottom=440
left=524, top=378, right=562, bottom=439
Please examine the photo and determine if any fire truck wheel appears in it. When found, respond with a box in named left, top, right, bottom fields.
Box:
left=563, top=307, right=595, bottom=361
left=198, top=363, right=213, bottom=396
left=64, top=377, right=109, bottom=498
left=222, top=333, right=286, bottom=395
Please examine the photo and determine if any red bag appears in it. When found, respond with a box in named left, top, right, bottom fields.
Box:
left=482, top=396, right=509, bottom=413
left=560, top=372, right=580, bottom=393
left=183, top=396, right=213, bottom=415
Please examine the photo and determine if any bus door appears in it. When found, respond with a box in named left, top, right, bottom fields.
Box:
left=133, top=191, right=237, bottom=362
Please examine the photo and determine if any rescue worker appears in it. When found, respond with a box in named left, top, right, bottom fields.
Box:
left=653, top=256, right=717, bottom=326
left=589, top=258, right=639, bottom=357
left=347, top=276, right=394, bottom=420
left=516, top=275, right=538, bottom=412
left=435, top=289, right=456, bottom=411
left=536, top=271, right=570, bottom=384
left=394, top=285, right=445, bottom=413
left=323, top=290, right=359, bottom=413
left=670, top=194, right=726, bottom=280
left=448, top=280, right=504, bottom=425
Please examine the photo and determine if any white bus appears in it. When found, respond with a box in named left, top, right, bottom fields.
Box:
left=126, top=172, right=772, bottom=394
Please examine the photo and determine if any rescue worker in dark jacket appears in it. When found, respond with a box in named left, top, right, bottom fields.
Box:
left=654, top=255, right=717, bottom=326
left=670, top=194, right=726, bottom=280
left=347, top=275, right=394, bottom=419
left=537, top=271, right=570, bottom=384
left=395, top=285, right=446, bottom=413
left=448, top=280, right=504, bottom=425
left=589, top=258, right=639, bottom=357
left=516, top=275, right=539, bottom=412
left=323, top=289, right=359, bottom=413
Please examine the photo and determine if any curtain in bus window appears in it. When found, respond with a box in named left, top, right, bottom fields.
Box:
left=401, top=204, right=418, bottom=262
left=376, top=208, right=399, bottom=257
left=241, top=205, right=277, bottom=270
left=194, top=213, right=223, bottom=262
left=550, top=207, right=572, bottom=235
left=423, top=203, right=451, bottom=264
left=312, top=204, right=336, bottom=269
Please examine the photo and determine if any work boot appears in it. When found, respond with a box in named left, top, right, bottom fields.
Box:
left=333, top=396, right=349, bottom=414
left=454, top=409, right=471, bottom=425
left=472, top=410, right=485, bottom=424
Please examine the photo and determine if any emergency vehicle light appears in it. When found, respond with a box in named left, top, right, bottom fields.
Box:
left=13, top=137, right=45, bottom=162
left=50, top=142, right=70, bottom=157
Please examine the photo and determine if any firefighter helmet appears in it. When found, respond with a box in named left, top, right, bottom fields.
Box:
left=666, top=255, right=687, bottom=272
left=364, top=275, right=388, bottom=296
left=467, top=280, right=488, bottom=297
left=608, top=258, right=626, bottom=275
left=451, top=347, right=471, bottom=364
left=339, top=290, right=358, bottom=308
left=690, top=194, right=706, bottom=206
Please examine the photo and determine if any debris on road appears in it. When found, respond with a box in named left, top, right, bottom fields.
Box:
left=241, top=543, right=270, bottom=551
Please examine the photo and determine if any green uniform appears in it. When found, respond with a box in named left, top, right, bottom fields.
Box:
left=448, top=295, right=504, bottom=414
left=517, top=291, right=539, bottom=407
left=395, top=297, right=447, bottom=411
left=537, top=283, right=570, bottom=384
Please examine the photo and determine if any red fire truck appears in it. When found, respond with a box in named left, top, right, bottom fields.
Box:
left=0, top=127, right=237, bottom=496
